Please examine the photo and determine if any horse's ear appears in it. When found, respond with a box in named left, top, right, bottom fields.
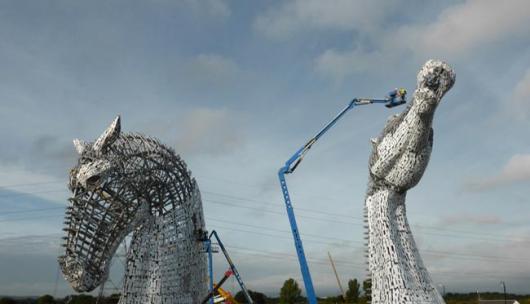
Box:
left=73, top=138, right=88, bottom=154
left=93, top=116, right=121, bottom=152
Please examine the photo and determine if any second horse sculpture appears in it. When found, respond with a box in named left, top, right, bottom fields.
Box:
left=366, top=60, right=455, bottom=304
left=59, top=117, right=208, bottom=303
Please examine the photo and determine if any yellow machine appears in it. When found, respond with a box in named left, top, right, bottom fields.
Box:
left=213, top=287, right=240, bottom=304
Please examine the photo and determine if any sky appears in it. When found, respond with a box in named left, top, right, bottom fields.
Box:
left=1, top=0, right=530, bottom=298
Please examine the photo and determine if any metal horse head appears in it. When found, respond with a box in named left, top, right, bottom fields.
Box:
left=369, top=60, right=455, bottom=193
left=364, top=60, right=455, bottom=304
left=59, top=116, right=198, bottom=292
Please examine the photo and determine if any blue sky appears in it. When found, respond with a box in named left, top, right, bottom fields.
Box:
left=1, top=0, right=530, bottom=298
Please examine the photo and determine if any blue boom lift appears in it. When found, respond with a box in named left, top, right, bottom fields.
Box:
left=277, top=88, right=407, bottom=304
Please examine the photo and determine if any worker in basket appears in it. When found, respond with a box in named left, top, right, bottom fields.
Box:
left=386, top=88, right=407, bottom=108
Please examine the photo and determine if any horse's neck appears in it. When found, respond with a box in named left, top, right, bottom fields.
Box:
left=365, top=185, right=444, bottom=304
left=119, top=189, right=207, bottom=304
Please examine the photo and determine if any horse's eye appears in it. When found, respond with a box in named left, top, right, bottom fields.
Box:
left=86, top=175, right=101, bottom=186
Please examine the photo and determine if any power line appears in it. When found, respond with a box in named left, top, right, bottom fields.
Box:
left=0, top=206, right=64, bottom=215
left=1, top=176, right=526, bottom=242
left=224, top=246, right=530, bottom=281
left=207, top=217, right=361, bottom=243
left=0, top=180, right=63, bottom=189
left=0, top=189, right=66, bottom=199
left=3, top=234, right=530, bottom=284
left=210, top=224, right=357, bottom=248
left=203, top=190, right=358, bottom=220
left=203, top=198, right=528, bottom=243
left=0, top=194, right=527, bottom=245
left=208, top=221, right=530, bottom=265
left=202, top=190, right=527, bottom=242
left=0, top=213, right=63, bottom=223
left=3, top=215, right=529, bottom=266
left=0, top=179, right=527, bottom=242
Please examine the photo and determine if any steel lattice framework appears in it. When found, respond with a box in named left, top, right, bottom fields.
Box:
left=59, top=117, right=208, bottom=304
left=364, top=60, right=455, bottom=304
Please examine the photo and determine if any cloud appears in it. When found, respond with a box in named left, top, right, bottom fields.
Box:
left=395, top=0, right=530, bottom=56
left=175, top=108, right=245, bottom=156
left=509, top=68, right=530, bottom=120
left=0, top=234, right=60, bottom=255
left=314, top=0, right=530, bottom=80
left=0, top=134, right=76, bottom=180
left=314, top=47, right=391, bottom=82
left=185, top=54, right=242, bottom=86
left=464, top=154, right=530, bottom=191
left=254, top=0, right=399, bottom=39
left=424, top=236, right=530, bottom=293
left=178, top=0, right=231, bottom=18
left=29, top=135, right=77, bottom=165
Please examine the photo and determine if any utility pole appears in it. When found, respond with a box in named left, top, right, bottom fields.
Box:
left=327, top=252, right=346, bottom=300
left=500, top=281, right=507, bottom=304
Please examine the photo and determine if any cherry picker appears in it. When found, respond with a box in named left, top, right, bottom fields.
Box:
left=277, top=88, right=407, bottom=304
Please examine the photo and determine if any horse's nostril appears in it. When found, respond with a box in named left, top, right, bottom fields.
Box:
left=86, top=175, right=101, bottom=185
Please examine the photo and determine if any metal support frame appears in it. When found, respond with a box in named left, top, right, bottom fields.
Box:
left=205, top=240, right=215, bottom=304
left=278, top=94, right=406, bottom=304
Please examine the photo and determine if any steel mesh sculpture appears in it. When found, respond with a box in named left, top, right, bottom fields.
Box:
left=59, top=117, right=208, bottom=303
left=365, top=60, right=455, bottom=304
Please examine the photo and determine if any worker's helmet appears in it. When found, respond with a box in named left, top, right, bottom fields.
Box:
left=398, top=88, right=407, bottom=96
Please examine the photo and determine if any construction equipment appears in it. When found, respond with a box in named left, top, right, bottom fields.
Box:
left=204, top=230, right=254, bottom=304
left=201, top=270, right=235, bottom=304
left=386, top=88, right=407, bottom=108
left=277, top=90, right=407, bottom=304
left=216, top=287, right=240, bottom=304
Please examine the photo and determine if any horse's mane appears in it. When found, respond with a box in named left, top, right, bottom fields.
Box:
left=102, top=133, right=197, bottom=215
left=110, top=133, right=177, bottom=157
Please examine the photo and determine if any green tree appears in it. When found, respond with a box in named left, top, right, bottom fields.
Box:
left=66, top=294, right=96, bottom=304
left=37, top=294, right=56, bottom=304
left=0, top=298, right=16, bottom=304
left=345, top=279, right=360, bottom=303
left=234, top=290, right=268, bottom=304
left=360, top=278, right=372, bottom=304
left=279, top=278, right=302, bottom=304
left=102, top=294, right=120, bottom=304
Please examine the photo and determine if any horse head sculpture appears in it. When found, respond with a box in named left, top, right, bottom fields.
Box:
left=365, top=60, right=455, bottom=304
left=59, top=116, right=207, bottom=303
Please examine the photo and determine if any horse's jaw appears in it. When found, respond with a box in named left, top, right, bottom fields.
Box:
left=58, top=254, right=110, bottom=292
left=59, top=186, right=149, bottom=292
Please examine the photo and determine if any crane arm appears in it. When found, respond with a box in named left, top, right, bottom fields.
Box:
left=280, top=97, right=398, bottom=175
left=277, top=89, right=406, bottom=304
